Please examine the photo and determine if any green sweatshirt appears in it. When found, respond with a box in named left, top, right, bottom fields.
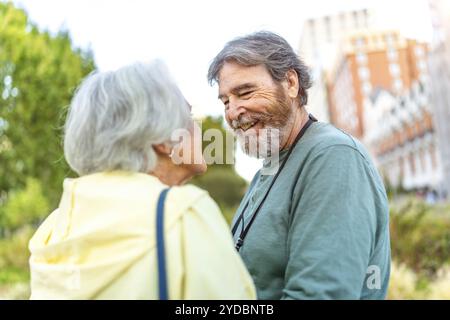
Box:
left=231, top=122, right=391, bottom=300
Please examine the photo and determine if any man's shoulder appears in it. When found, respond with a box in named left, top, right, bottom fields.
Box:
left=304, top=122, right=371, bottom=160
left=308, top=122, right=357, bottom=149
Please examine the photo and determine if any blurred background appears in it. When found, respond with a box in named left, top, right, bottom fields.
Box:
left=0, top=0, right=449, bottom=299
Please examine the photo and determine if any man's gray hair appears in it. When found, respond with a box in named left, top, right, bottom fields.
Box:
left=64, top=60, right=190, bottom=176
left=207, top=31, right=312, bottom=106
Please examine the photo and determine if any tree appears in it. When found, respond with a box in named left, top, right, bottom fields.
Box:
left=1, top=177, right=49, bottom=233
left=0, top=2, right=95, bottom=209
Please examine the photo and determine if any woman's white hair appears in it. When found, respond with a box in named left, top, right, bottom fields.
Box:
left=64, top=60, right=191, bottom=176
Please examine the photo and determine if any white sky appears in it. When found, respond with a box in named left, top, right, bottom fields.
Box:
left=11, top=0, right=433, bottom=180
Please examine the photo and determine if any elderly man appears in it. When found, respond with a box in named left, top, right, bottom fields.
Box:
left=208, top=31, right=391, bottom=300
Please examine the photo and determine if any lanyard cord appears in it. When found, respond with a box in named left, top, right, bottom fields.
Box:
left=231, top=114, right=317, bottom=251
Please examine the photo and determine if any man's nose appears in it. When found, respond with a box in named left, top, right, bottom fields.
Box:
left=226, top=98, right=245, bottom=121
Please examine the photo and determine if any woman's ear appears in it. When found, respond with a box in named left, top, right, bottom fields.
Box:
left=153, top=143, right=172, bottom=156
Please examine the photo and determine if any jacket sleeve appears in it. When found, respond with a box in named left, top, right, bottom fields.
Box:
left=282, top=145, right=379, bottom=299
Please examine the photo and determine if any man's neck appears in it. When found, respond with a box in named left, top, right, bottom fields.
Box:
left=281, top=107, right=309, bottom=150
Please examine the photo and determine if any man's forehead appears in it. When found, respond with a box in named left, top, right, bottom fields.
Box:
left=217, top=62, right=271, bottom=96
left=218, top=62, right=268, bottom=80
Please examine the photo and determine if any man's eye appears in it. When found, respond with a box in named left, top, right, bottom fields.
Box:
left=240, top=91, right=253, bottom=98
left=223, top=100, right=229, bottom=107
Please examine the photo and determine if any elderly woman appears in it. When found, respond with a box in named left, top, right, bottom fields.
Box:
left=28, top=60, right=256, bottom=299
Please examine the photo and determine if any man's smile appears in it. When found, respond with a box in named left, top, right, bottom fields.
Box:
left=238, top=120, right=260, bottom=132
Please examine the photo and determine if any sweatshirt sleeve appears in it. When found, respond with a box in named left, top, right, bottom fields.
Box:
left=282, top=145, right=378, bottom=299
left=179, top=191, right=256, bottom=300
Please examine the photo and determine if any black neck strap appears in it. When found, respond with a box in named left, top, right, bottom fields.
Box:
left=232, top=114, right=317, bottom=251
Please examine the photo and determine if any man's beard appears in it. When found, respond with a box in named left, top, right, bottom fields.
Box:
left=231, top=86, right=294, bottom=159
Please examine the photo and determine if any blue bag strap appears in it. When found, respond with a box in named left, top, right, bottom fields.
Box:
left=156, top=188, right=170, bottom=300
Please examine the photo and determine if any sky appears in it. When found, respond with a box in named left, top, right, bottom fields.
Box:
left=11, top=0, right=434, bottom=180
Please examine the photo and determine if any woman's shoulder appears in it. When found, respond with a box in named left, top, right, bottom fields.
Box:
left=167, top=183, right=222, bottom=219
left=169, top=183, right=212, bottom=203
left=65, top=171, right=224, bottom=231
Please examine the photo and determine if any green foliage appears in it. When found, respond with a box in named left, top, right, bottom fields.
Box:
left=198, top=115, right=235, bottom=169
left=222, top=206, right=239, bottom=226
left=0, top=267, right=29, bottom=285
left=390, top=199, right=450, bottom=277
left=191, top=166, right=247, bottom=211
left=0, top=225, right=32, bottom=299
left=0, top=225, right=34, bottom=271
left=388, top=261, right=450, bottom=299
left=0, top=282, right=30, bottom=299
left=382, top=174, right=408, bottom=200
left=0, top=2, right=95, bottom=208
left=387, top=261, right=426, bottom=299
left=0, top=178, right=49, bottom=232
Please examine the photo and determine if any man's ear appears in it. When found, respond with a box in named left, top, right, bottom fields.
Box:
left=285, top=69, right=300, bottom=99
left=153, top=143, right=172, bottom=156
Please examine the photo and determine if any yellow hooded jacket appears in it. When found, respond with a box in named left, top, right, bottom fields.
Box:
left=29, top=171, right=256, bottom=299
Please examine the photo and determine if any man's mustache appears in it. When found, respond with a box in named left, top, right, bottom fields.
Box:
left=230, top=113, right=271, bottom=131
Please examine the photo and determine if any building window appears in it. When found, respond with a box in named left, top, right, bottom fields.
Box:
left=419, top=81, right=425, bottom=93
left=363, top=9, right=369, bottom=28
left=362, top=82, right=372, bottom=95
left=415, top=46, right=424, bottom=57
left=340, top=13, right=346, bottom=30
left=353, top=11, right=359, bottom=28
left=399, top=156, right=405, bottom=177
left=309, top=19, right=315, bottom=37
left=356, top=52, right=367, bottom=65
left=420, top=148, right=426, bottom=172
left=387, top=49, right=398, bottom=61
left=417, top=60, right=427, bottom=71
left=420, top=73, right=428, bottom=83
left=394, top=79, right=403, bottom=92
left=430, top=145, right=437, bottom=169
left=376, top=35, right=383, bottom=45
left=309, top=19, right=316, bottom=49
left=389, top=63, right=401, bottom=77
left=355, top=37, right=366, bottom=49
left=409, top=152, right=416, bottom=175
left=358, top=66, right=370, bottom=80
left=325, top=16, right=332, bottom=42
left=385, top=34, right=395, bottom=47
